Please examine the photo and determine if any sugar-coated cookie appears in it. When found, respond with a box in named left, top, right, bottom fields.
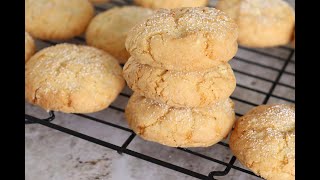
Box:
left=125, top=7, right=238, bottom=71
left=26, top=0, right=94, bottom=40
left=123, top=57, right=236, bottom=107
left=125, top=93, right=235, bottom=147
left=25, top=32, right=36, bottom=62
left=25, top=43, right=125, bottom=113
left=230, top=104, right=295, bottom=180
left=134, top=0, right=208, bottom=9
left=216, top=0, right=295, bottom=47
left=86, top=6, right=153, bottom=64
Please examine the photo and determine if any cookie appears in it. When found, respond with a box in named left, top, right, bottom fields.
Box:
left=123, top=56, right=236, bottom=107
left=230, top=104, right=295, bottom=180
left=26, top=0, right=94, bottom=40
left=216, top=0, right=295, bottom=47
left=134, top=0, right=208, bottom=9
left=125, top=7, right=238, bottom=71
left=86, top=6, right=153, bottom=64
left=25, top=32, right=36, bottom=62
left=125, top=93, right=236, bottom=147
left=25, top=43, right=125, bottom=113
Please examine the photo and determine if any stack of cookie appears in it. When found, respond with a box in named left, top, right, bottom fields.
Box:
left=123, top=7, right=238, bottom=147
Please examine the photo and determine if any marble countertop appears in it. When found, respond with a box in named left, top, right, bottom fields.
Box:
left=25, top=0, right=295, bottom=179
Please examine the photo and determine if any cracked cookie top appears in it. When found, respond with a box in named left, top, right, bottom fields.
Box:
left=123, top=56, right=236, bottom=107
left=125, top=7, right=238, bottom=71
left=25, top=43, right=125, bottom=113
left=125, top=93, right=235, bottom=147
left=230, top=104, right=295, bottom=180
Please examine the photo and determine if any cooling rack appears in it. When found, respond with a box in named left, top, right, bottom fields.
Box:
left=25, top=0, right=295, bottom=179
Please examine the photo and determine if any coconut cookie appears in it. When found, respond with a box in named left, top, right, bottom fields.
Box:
left=125, top=93, right=236, bottom=147
left=125, top=7, right=238, bottom=71
left=86, top=6, right=153, bottom=64
left=134, top=0, right=208, bottom=9
left=25, top=43, right=125, bottom=113
left=26, top=0, right=94, bottom=40
left=230, top=104, right=295, bottom=180
left=216, top=0, right=295, bottom=47
left=25, top=32, right=36, bottom=62
left=123, top=57, right=236, bottom=107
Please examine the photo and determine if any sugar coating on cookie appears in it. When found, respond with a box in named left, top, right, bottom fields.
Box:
left=86, top=6, right=153, bottom=64
left=216, top=0, right=295, bottom=47
left=125, top=93, right=236, bottom=147
left=125, top=7, right=238, bottom=71
left=230, top=104, right=295, bottom=180
left=25, top=43, right=125, bottom=113
left=123, top=56, right=236, bottom=107
left=26, top=0, right=94, bottom=40
left=134, top=0, right=208, bottom=9
left=25, top=32, right=36, bottom=62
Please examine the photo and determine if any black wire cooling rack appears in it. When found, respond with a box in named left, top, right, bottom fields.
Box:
left=25, top=0, right=295, bottom=179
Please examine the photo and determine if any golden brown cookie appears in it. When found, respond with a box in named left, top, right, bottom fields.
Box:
left=125, top=7, right=238, bottom=71
left=26, top=0, right=94, bottom=40
left=134, top=0, right=208, bottom=9
left=230, top=104, right=295, bottom=180
left=123, top=56, right=236, bottom=107
left=25, top=32, right=36, bottom=62
left=86, top=6, right=153, bottom=64
left=125, top=93, right=236, bottom=147
left=216, top=0, right=295, bottom=47
left=25, top=43, right=125, bottom=113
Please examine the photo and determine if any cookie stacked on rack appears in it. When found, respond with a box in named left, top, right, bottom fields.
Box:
left=124, top=7, right=238, bottom=147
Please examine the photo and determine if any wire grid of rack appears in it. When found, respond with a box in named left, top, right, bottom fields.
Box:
left=25, top=0, right=295, bottom=179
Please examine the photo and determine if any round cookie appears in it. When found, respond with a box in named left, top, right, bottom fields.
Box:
left=134, top=0, right=208, bottom=9
left=123, top=57, right=236, bottom=107
left=26, top=0, right=94, bottom=40
left=230, top=104, right=295, bottom=180
left=125, top=7, right=238, bottom=71
left=25, top=43, right=125, bottom=113
left=216, top=0, right=295, bottom=47
left=86, top=6, right=153, bottom=64
left=25, top=32, right=36, bottom=62
left=125, top=93, right=236, bottom=147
